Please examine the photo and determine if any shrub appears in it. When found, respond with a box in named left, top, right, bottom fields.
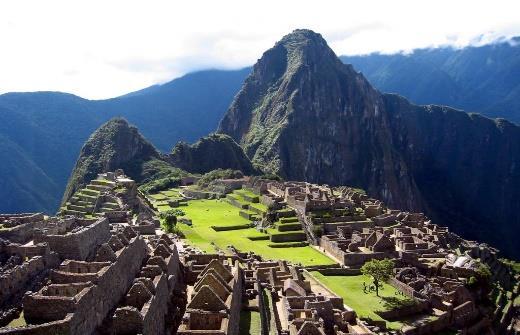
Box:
left=198, top=169, right=244, bottom=188
left=163, top=212, right=177, bottom=226
left=159, top=209, right=185, bottom=217
left=140, top=177, right=181, bottom=194
left=312, top=225, right=323, bottom=237
left=163, top=224, right=184, bottom=237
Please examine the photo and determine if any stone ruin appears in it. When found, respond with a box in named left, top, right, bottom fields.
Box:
left=242, top=179, right=520, bottom=334
left=0, top=173, right=518, bottom=335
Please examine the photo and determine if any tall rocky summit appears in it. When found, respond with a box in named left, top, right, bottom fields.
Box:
left=218, top=29, right=520, bottom=257
left=63, top=118, right=160, bottom=202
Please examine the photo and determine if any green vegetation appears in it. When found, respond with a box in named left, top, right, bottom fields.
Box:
left=239, top=310, right=261, bottom=335
left=7, top=311, right=26, bottom=328
left=161, top=211, right=177, bottom=226
left=63, top=118, right=161, bottom=203
left=500, top=258, right=520, bottom=273
left=138, top=159, right=189, bottom=194
left=159, top=209, right=185, bottom=217
left=361, top=259, right=395, bottom=296
left=475, top=261, right=492, bottom=280
left=170, top=133, right=257, bottom=175
left=176, top=199, right=333, bottom=266
left=198, top=169, right=244, bottom=188
left=310, top=272, right=409, bottom=330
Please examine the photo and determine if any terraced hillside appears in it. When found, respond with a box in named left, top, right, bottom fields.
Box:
left=60, top=177, right=121, bottom=217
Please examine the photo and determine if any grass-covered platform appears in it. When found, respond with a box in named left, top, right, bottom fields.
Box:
left=310, top=272, right=413, bottom=330
left=168, top=198, right=333, bottom=266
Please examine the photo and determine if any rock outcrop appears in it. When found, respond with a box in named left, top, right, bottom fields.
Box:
left=167, top=133, right=257, bottom=175
left=218, top=29, right=520, bottom=258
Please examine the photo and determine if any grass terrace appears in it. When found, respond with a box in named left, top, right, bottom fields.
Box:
left=173, top=198, right=334, bottom=266
left=309, top=272, right=414, bottom=330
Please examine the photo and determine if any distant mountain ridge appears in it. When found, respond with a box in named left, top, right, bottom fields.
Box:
left=218, top=29, right=520, bottom=258
left=2, top=36, right=520, bottom=215
left=0, top=68, right=250, bottom=213
left=341, top=37, right=520, bottom=123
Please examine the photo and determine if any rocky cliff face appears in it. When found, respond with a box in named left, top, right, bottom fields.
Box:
left=62, top=118, right=161, bottom=202
left=218, top=29, right=520, bottom=258
left=167, top=133, right=256, bottom=175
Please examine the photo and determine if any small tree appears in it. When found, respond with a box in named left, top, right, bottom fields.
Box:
left=361, top=258, right=395, bottom=296
left=160, top=210, right=178, bottom=233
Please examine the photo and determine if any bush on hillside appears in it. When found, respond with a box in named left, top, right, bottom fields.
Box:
left=197, top=169, right=244, bottom=188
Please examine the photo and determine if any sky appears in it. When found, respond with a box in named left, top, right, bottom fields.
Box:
left=1, top=0, right=519, bottom=99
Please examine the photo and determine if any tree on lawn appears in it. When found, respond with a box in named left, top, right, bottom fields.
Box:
left=160, top=210, right=178, bottom=233
left=361, top=258, right=395, bottom=296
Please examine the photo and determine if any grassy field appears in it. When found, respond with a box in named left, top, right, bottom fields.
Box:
left=310, top=272, right=413, bottom=330
left=239, top=310, right=261, bottom=335
left=174, top=199, right=334, bottom=266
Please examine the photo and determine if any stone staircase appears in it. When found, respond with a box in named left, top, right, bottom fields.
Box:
left=60, top=178, right=117, bottom=217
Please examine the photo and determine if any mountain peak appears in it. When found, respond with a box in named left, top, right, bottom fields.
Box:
left=62, top=117, right=160, bottom=202
left=279, top=29, right=327, bottom=46
left=270, top=29, right=343, bottom=70
left=218, top=29, right=378, bottom=161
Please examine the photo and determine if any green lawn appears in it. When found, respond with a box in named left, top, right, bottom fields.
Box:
left=177, top=199, right=334, bottom=266
left=239, top=310, right=261, bottom=335
left=310, top=272, right=412, bottom=330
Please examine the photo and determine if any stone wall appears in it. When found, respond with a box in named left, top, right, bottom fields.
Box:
left=0, top=214, right=45, bottom=244
left=402, top=311, right=450, bottom=335
left=0, top=256, right=46, bottom=306
left=343, top=251, right=389, bottom=267
left=321, top=220, right=373, bottom=234
left=226, top=261, right=243, bottom=335
left=37, top=218, right=111, bottom=260
left=13, top=236, right=148, bottom=335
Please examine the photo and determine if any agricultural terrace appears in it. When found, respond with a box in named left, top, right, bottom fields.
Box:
left=149, top=188, right=334, bottom=266
left=309, top=272, right=429, bottom=330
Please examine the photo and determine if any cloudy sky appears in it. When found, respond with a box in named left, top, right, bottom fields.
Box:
left=1, top=0, right=519, bottom=99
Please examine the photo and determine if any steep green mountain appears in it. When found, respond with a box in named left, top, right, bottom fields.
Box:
left=2, top=38, right=520, bottom=215
left=167, top=133, right=256, bottom=174
left=0, top=68, right=250, bottom=213
left=63, top=118, right=161, bottom=202
left=218, top=29, right=520, bottom=258
left=341, top=37, right=520, bottom=122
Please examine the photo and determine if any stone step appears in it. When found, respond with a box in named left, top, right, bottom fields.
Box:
left=99, top=207, right=116, bottom=213
left=68, top=204, right=93, bottom=212
left=76, top=200, right=91, bottom=207
left=102, top=202, right=120, bottom=210
left=91, top=179, right=116, bottom=187
left=63, top=209, right=86, bottom=216
left=77, top=193, right=97, bottom=202
left=82, top=188, right=100, bottom=197
left=86, top=184, right=110, bottom=192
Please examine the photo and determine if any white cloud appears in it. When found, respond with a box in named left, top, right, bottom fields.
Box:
left=0, top=0, right=519, bottom=99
